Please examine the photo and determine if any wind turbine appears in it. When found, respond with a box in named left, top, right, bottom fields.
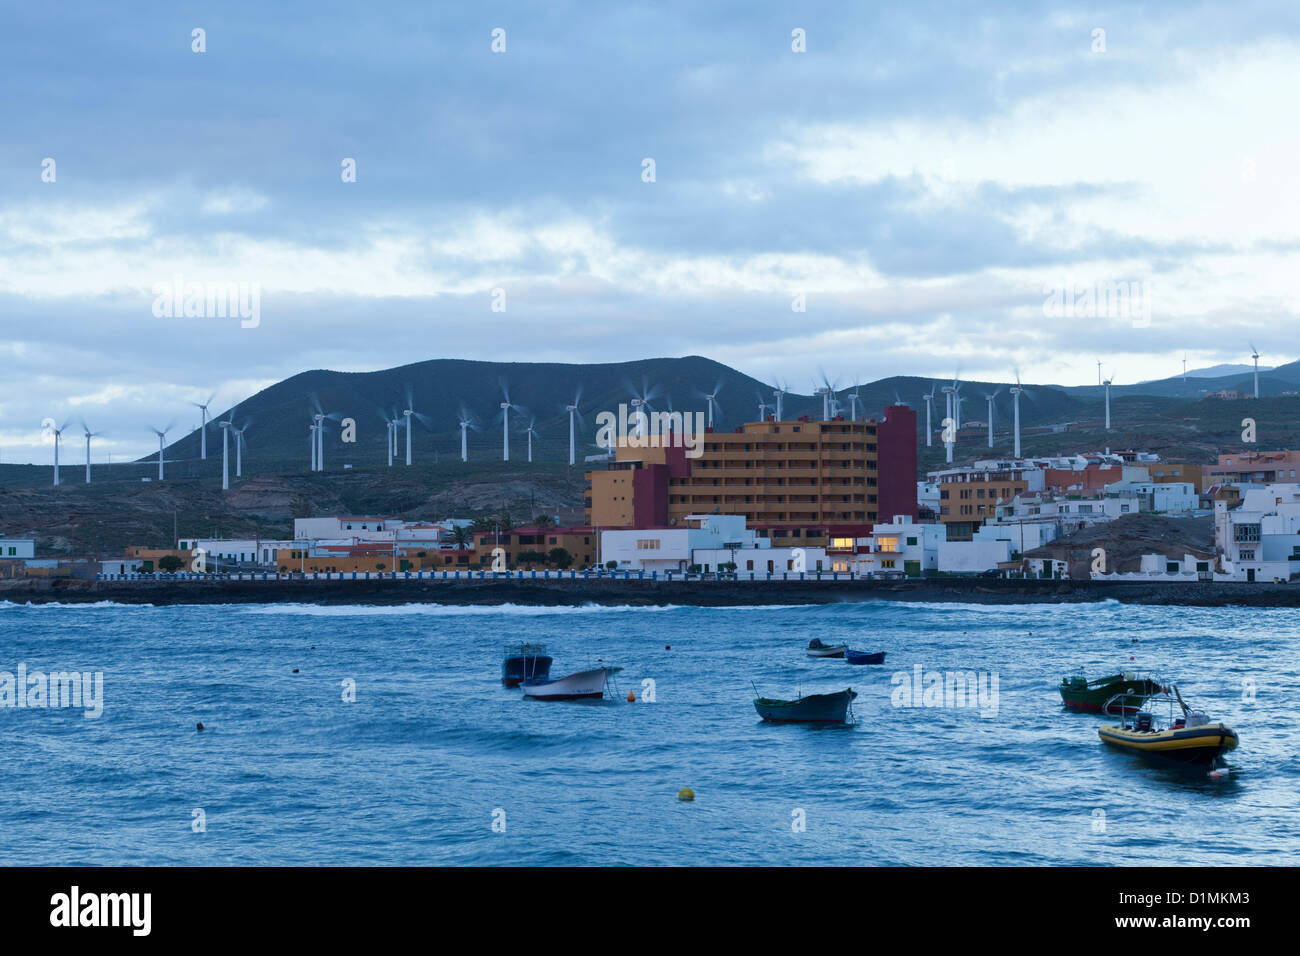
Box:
left=922, top=384, right=936, bottom=447
left=1250, top=343, right=1260, bottom=398
left=499, top=381, right=522, bottom=461
left=846, top=380, right=862, bottom=421
left=814, top=371, right=840, bottom=419
left=400, top=387, right=432, bottom=466
left=46, top=418, right=70, bottom=486
left=1010, top=372, right=1027, bottom=459
left=698, top=378, right=724, bottom=429
left=940, top=383, right=956, bottom=464
left=564, top=388, right=583, bottom=465
left=524, top=418, right=540, bottom=463
left=756, top=389, right=770, bottom=422
left=308, top=421, right=318, bottom=471
left=314, top=412, right=326, bottom=470
left=80, top=421, right=101, bottom=483
left=219, top=419, right=232, bottom=491
left=149, top=423, right=173, bottom=480
left=458, top=406, right=477, bottom=463
left=232, top=422, right=247, bottom=478
left=1103, top=374, right=1114, bottom=430
left=771, top=382, right=786, bottom=421
left=629, top=378, right=662, bottom=439
left=1182, top=354, right=1188, bottom=384
left=191, top=392, right=216, bottom=459
left=983, top=390, right=1000, bottom=448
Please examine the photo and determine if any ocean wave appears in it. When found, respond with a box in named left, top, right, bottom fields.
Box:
left=0, top=600, right=158, bottom=611
left=237, top=601, right=809, bottom=616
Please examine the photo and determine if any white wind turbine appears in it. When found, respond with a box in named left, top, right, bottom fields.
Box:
left=940, top=381, right=957, bottom=464
left=846, top=380, right=862, bottom=421
left=1103, top=373, right=1115, bottom=430
left=756, top=388, right=770, bottom=422
left=313, top=412, right=326, bottom=470
left=1010, top=372, right=1027, bottom=459
left=771, top=381, right=786, bottom=421
left=191, top=392, right=216, bottom=460
left=564, top=388, right=583, bottom=465
left=219, top=419, right=232, bottom=491
left=458, top=406, right=477, bottom=463
left=46, top=418, right=70, bottom=486
left=400, top=388, right=431, bottom=466
left=524, top=418, right=540, bottom=463
left=983, top=389, right=1000, bottom=448
left=149, top=423, right=173, bottom=480
left=232, top=422, right=247, bottom=478
left=1250, top=343, right=1260, bottom=398
left=629, top=378, right=662, bottom=439
left=80, top=420, right=102, bottom=483
left=699, top=378, right=724, bottom=429
left=814, top=370, right=840, bottom=419
left=499, top=381, right=522, bottom=461
left=921, top=383, right=938, bottom=448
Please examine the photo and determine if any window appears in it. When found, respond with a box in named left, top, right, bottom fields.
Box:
left=907, top=537, right=918, bottom=546
left=1234, top=524, right=1261, bottom=543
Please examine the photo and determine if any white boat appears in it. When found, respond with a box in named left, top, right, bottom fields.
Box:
left=520, top=666, right=622, bottom=701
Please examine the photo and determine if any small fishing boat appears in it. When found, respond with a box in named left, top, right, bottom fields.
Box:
left=1059, top=672, right=1164, bottom=714
left=501, top=642, right=553, bottom=687
left=806, top=638, right=847, bottom=659
left=845, top=649, right=886, bottom=665
left=1098, top=686, right=1239, bottom=765
left=754, top=687, right=857, bottom=724
left=521, top=666, right=622, bottom=701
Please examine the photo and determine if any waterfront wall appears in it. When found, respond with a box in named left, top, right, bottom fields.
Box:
left=3, top=573, right=1299, bottom=608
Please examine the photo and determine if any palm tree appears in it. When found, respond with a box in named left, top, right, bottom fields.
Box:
left=533, top=514, right=555, bottom=528
left=449, top=525, right=472, bottom=550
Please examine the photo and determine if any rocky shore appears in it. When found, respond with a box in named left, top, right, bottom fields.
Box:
left=3, top=575, right=1298, bottom=608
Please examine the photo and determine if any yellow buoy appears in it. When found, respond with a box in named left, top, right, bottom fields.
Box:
left=627, top=689, right=636, bottom=702
left=677, top=787, right=695, bottom=802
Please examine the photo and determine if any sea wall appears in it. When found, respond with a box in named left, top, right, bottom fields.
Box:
left=3, top=575, right=1299, bottom=608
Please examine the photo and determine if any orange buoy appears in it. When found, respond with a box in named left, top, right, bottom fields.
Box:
left=627, top=689, right=636, bottom=702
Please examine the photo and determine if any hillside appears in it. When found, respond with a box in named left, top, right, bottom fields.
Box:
left=1024, top=514, right=1215, bottom=577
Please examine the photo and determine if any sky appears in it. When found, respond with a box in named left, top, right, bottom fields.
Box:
left=3, top=1, right=1299, bottom=464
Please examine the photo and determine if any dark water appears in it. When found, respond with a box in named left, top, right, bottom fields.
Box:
left=1, top=599, right=1295, bottom=865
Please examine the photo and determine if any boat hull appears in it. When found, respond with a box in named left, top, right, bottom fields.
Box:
left=521, top=666, right=620, bottom=701
left=1060, top=676, right=1162, bottom=714
left=1098, top=722, right=1239, bottom=764
left=845, top=650, right=886, bottom=665
left=754, top=689, right=856, bottom=723
left=807, top=646, right=847, bottom=659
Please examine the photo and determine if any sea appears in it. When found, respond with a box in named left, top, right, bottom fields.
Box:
left=1, top=599, right=1295, bottom=866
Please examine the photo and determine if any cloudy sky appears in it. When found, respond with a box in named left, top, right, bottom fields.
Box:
left=3, top=1, right=1298, bottom=464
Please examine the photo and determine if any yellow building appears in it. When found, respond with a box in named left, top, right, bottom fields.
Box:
left=471, top=526, right=598, bottom=568
left=938, top=475, right=1029, bottom=540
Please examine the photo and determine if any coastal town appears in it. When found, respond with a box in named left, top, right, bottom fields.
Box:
left=6, top=408, right=1298, bottom=589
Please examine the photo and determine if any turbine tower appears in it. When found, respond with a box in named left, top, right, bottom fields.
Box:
left=1010, top=372, right=1025, bottom=459
left=1251, top=343, right=1260, bottom=398
left=149, top=424, right=172, bottom=480
left=846, top=381, right=861, bottom=421
left=922, top=384, right=936, bottom=447
left=47, top=419, right=68, bottom=487
left=983, top=391, right=999, bottom=448
left=565, top=388, right=582, bottom=465
left=1103, top=374, right=1114, bottom=430
left=191, top=392, right=215, bottom=459
left=697, top=378, right=722, bottom=429
left=940, top=383, right=955, bottom=464
left=771, top=382, right=786, bottom=421
left=314, top=412, right=325, bottom=470
left=525, top=418, right=539, bottom=463
left=232, top=423, right=246, bottom=478
left=498, top=380, right=521, bottom=461
left=81, top=421, right=101, bottom=483
left=459, top=408, right=474, bottom=463
left=220, top=420, right=231, bottom=491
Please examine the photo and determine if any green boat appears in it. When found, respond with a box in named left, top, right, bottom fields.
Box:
left=1059, top=673, right=1165, bottom=714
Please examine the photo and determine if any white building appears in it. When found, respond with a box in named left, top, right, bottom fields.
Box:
left=937, top=538, right=1012, bottom=573
left=178, top=537, right=296, bottom=567
left=1103, top=479, right=1197, bottom=513
left=694, top=545, right=828, bottom=575
left=842, top=515, right=945, bottom=577
left=0, top=538, right=36, bottom=560
left=601, top=515, right=761, bottom=573
left=1215, top=485, right=1300, bottom=582
left=100, top=557, right=144, bottom=575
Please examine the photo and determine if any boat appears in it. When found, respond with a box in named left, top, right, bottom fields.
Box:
left=806, top=638, right=847, bottom=659
left=1097, top=686, right=1239, bottom=765
left=501, top=642, right=553, bottom=687
left=845, top=649, right=886, bottom=665
left=521, top=666, right=622, bottom=701
left=1059, top=672, right=1164, bottom=713
left=754, top=687, right=857, bottom=723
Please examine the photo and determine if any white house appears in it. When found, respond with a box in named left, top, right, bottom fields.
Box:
left=100, top=557, right=143, bottom=575
left=601, top=514, right=761, bottom=573
left=1214, top=485, right=1300, bottom=582
left=694, top=545, right=828, bottom=575
left=1103, top=479, right=1197, bottom=513
left=844, top=515, right=945, bottom=577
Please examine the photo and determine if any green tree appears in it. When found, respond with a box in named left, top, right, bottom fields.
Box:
left=533, top=514, right=555, bottom=528
left=449, top=525, right=472, bottom=549
left=158, top=554, right=184, bottom=572
left=548, top=547, right=573, bottom=569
